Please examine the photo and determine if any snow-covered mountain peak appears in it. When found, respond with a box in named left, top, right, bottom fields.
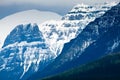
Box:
left=0, top=23, right=56, bottom=80
left=38, top=2, right=118, bottom=62
left=71, top=3, right=95, bottom=12
left=3, top=23, right=44, bottom=48
left=62, top=2, right=117, bottom=20
left=0, top=9, right=61, bottom=48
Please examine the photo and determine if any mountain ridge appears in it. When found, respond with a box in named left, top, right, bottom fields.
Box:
left=29, top=2, right=120, bottom=80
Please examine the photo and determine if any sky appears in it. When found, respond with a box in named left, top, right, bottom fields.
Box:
left=0, top=0, right=119, bottom=19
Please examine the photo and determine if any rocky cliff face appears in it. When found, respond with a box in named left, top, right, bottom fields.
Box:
left=0, top=24, right=55, bottom=80
left=29, top=3, right=120, bottom=80
left=3, top=24, right=44, bottom=47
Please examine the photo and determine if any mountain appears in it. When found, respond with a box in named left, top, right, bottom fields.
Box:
left=62, top=2, right=116, bottom=20
left=0, top=24, right=56, bottom=80
left=0, top=10, right=61, bottom=48
left=64, top=2, right=120, bottom=66
left=0, top=2, right=117, bottom=80
left=27, top=2, right=118, bottom=80
left=38, top=2, right=115, bottom=59
left=42, top=52, right=120, bottom=80
left=3, top=24, right=44, bottom=47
